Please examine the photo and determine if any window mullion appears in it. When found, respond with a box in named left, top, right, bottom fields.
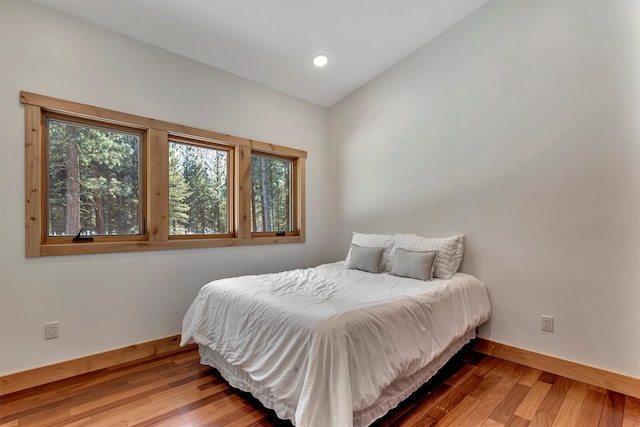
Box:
left=148, top=129, right=169, bottom=242
left=296, top=157, right=305, bottom=241
left=237, top=146, right=252, bottom=239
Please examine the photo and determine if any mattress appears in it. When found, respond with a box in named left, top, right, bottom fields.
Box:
left=181, top=262, right=491, bottom=427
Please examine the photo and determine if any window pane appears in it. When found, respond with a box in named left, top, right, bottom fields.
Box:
left=169, top=141, right=229, bottom=235
left=47, top=118, right=142, bottom=236
left=251, top=154, right=292, bottom=233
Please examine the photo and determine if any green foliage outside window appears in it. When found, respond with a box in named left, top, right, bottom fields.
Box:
left=47, top=119, right=141, bottom=236
left=168, top=142, right=229, bottom=235
left=251, top=154, right=292, bottom=232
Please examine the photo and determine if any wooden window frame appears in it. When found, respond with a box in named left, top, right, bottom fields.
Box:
left=22, top=91, right=306, bottom=257
left=43, top=112, right=148, bottom=243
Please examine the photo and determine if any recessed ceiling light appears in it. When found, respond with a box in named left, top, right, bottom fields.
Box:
left=313, top=54, right=329, bottom=67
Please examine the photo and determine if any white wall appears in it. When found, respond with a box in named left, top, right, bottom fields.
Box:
left=0, top=0, right=336, bottom=375
left=329, top=1, right=640, bottom=378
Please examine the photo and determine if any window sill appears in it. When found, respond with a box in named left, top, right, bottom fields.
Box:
left=36, top=235, right=305, bottom=257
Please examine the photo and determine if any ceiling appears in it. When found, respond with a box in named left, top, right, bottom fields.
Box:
left=32, top=0, right=490, bottom=107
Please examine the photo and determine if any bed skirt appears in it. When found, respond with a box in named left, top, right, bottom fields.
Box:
left=199, top=328, right=476, bottom=426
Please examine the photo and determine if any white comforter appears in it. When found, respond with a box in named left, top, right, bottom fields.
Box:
left=181, top=262, right=491, bottom=427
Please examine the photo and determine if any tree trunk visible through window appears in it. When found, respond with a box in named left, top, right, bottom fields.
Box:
left=65, top=137, right=80, bottom=235
left=251, top=154, right=292, bottom=233
left=47, top=117, right=141, bottom=237
left=260, top=157, right=272, bottom=232
left=94, top=193, right=105, bottom=235
left=168, top=140, right=229, bottom=235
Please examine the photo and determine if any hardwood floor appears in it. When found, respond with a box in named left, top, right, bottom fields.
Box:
left=0, top=346, right=638, bottom=427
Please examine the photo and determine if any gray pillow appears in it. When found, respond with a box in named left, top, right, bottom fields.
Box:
left=390, top=249, right=438, bottom=281
left=347, top=244, right=384, bottom=273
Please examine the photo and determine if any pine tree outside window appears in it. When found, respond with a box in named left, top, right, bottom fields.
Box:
left=169, top=139, right=231, bottom=237
left=250, top=153, right=293, bottom=234
left=45, top=115, right=145, bottom=240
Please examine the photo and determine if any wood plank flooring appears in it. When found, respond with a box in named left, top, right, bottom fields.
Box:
left=0, top=346, right=638, bottom=426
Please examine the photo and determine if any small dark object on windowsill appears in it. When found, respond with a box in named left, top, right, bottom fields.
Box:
left=275, top=230, right=286, bottom=237
left=72, top=229, right=94, bottom=242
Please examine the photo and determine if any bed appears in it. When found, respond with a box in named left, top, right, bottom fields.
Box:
left=181, top=233, right=491, bottom=427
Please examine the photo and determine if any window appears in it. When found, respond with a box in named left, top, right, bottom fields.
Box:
left=169, top=138, right=232, bottom=237
left=22, top=91, right=306, bottom=256
left=251, top=153, right=293, bottom=233
left=46, top=116, right=144, bottom=239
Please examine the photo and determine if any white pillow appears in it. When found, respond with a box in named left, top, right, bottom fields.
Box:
left=345, top=232, right=395, bottom=272
left=392, top=234, right=464, bottom=279
left=347, top=244, right=384, bottom=273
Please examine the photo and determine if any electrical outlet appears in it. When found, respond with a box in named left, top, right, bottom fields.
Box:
left=45, top=321, right=59, bottom=339
left=541, top=315, right=554, bottom=332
